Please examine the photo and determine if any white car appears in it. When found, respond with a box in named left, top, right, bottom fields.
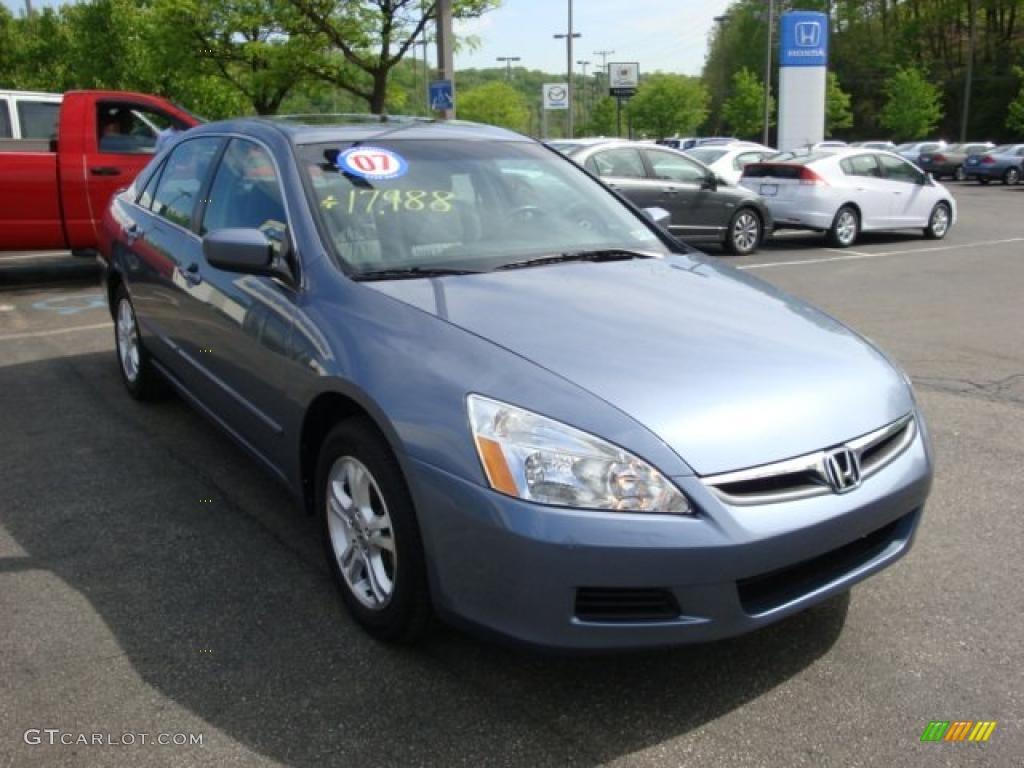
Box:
left=739, top=148, right=957, bottom=247
left=684, top=143, right=775, bottom=185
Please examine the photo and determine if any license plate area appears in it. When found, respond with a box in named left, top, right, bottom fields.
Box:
left=760, top=183, right=778, bottom=197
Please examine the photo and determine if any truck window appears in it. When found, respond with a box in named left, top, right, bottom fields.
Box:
left=148, top=137, right=222, bottom=230
left=97, top=102, right=190, bottom=155
left=0, top=101, right=11, bottom=138
left=17, top=100, right=60, bottom=139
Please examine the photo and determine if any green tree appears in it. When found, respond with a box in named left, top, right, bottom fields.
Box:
left=458, top=81, right=528, bottom=132
left=627, top=73, right=708, bottom=139
left=825, top=71, right=853, bottom=137
left=586, top=96, right=618, bottom=136
left=880, top=67, right=944, bottom=140
left=285, top=0, right=499, bottom=114
left=721, top=67, right=771, bottom=138
left=1007, top=68, right=1024, bottom=135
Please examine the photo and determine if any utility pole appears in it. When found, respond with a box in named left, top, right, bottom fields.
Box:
left=960, top=0, right=976, bottom=142
left=554, top=1, right=581, bottom=138
left=24, top=0, right=33, bottom=16
left=496, top=56, right=521, bottom=81
left=763, top=0, right=774, bottom=146
left=436, top=0, right=455, bottom=119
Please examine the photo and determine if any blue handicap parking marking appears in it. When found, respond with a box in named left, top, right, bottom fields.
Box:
left=31, top=293, right=107, bottom=316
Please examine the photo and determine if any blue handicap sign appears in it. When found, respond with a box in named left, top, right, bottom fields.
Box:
left=31, top=293, right=106, bottom=316
left=429, top=80, right=454, bottom=111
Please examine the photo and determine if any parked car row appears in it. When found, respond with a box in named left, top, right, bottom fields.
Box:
left=551, top=138, right=959, bottom=253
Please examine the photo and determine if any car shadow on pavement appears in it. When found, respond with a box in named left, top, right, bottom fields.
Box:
left=0, top=350, right=850, bottom=767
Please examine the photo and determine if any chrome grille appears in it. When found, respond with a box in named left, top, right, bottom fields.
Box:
left=703, top=415, right=916, bottom=506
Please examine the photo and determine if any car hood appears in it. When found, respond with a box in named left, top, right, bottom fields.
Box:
left=365, top=256, right=913, bottom=475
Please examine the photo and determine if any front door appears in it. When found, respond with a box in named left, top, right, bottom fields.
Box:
left=643, top=148, right=727, bottom=239
left=585, top=147, right=663, bottom=211
left=85, top=100, right=192, bottom=242
left=877, top=154, right=930, bottom=226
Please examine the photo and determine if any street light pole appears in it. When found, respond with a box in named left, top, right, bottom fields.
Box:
left=763, top=0, right=774, bottom=146
left=496, top=56, right=521, bottom=81
left=553, top=1, right=581, bottom=138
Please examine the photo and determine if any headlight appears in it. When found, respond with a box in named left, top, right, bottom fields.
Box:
left=467, top=395, right=691, bottom=514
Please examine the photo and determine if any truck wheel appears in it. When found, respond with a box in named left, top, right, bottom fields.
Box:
left=317, top=419, right=431, bottom=643
left=113, top=284, right=165, bottom=401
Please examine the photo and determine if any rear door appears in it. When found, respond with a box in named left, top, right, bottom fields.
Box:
left=129, top=136, right=224, bottom=383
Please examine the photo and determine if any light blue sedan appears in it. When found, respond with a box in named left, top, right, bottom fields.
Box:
left=963, top=143, right=1024, bottom=184
left=99, top=117, right=934, bottom=650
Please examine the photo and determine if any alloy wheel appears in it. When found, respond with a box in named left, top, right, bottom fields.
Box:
left=731, top=211, right=760, bottom=253
left=835, top=210, right=858, bottom=246
left=1006, top=168, right=1020, bottom=185
left=326, top=457, right=397, bottom=610
left=116, top=298, right=140, bottom=383
left=930, top=206, right=950, bottom=237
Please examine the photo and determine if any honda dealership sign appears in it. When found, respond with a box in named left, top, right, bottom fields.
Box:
left=777, top=11, right=829, bottom=150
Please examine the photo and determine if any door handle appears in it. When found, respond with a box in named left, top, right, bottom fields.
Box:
left=124, top=223, right=146, bottom=244
left=90, top=166, right=123, bottom=177
left=183, top=262, right=202, bottom=286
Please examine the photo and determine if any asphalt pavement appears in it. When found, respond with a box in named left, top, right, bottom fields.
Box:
left=1, top=181, right=1021, bottom=767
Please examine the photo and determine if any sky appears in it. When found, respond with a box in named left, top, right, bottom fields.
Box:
left=455, top=0, right=733, bottom=77
left=3, top=0, right=733, bottom=77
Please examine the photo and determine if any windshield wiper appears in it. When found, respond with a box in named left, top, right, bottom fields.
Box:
left=496, top=249, right=657, bottom=271
left=353, top=266, right=482, bottom=281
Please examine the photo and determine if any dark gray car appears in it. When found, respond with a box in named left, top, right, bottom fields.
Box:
left=565, top=140, right=773, bottom=255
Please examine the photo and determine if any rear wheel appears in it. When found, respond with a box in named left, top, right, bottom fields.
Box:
left=827, top=205, right=859, bottom=248
left=113, top=284, right=164, bottom=401
left=724, top=208, right=762, bottom=255
left=317, top=419, right=431, bottom=643
left=954, top=166, right=966, bottom=182
left=924, top=202, right=951, bottom=240
left=1004, top=167, right=1020, bottom=185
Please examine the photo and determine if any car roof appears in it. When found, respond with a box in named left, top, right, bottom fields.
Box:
left=184, top=115, right=532, bottom=145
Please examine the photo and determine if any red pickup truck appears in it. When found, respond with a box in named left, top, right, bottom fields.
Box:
left=0, top=90, right=200, bottom=253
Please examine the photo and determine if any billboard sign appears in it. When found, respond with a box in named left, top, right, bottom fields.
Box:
left=779, top=11, right=829, bottom=67
left=608, top=62, right=639, bottom=97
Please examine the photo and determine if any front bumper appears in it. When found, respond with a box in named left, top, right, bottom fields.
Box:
left=408, top=422, right=932, bottom=650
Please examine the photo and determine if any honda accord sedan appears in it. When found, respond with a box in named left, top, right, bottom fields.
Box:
left=99, top=117, right=933, bottom=650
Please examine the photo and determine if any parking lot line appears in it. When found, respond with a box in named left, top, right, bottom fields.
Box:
left=0, top=322, right=111, bottom=342
left=742, top=237, right=1024, bottom=270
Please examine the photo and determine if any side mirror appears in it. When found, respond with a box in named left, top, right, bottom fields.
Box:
left=203, top=228, right=274, bottom=274
left=701, top=173, right=718, bottom=190
left=642, top=207, right=672, bottom=228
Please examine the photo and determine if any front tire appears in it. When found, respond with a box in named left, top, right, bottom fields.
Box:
left=827, top=205, right=860, bottom=248
left=113, top=284, right=164, bottom=401
left=924, top=202, right=952, bottom=240
left=724, top=208, right=762, bottom=255
left=1004, top=167, right=1020, bottom=185
left=317, top=419, right=431, bottom=643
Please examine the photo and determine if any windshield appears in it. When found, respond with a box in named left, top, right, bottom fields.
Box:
left=299, top=140, right=670, bottom=276
left=685, top=148, right=728, bottom=165
left=894, top=142, right=916, bottom=151
left=990, top=144, right=1014, bottom=154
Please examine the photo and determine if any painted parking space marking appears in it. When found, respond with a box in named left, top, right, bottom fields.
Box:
left=0, top=322, right=111, bottom=342
left=741, top=237, right=1024, bottom=270
left=30, top=293, right=106, bottom=316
